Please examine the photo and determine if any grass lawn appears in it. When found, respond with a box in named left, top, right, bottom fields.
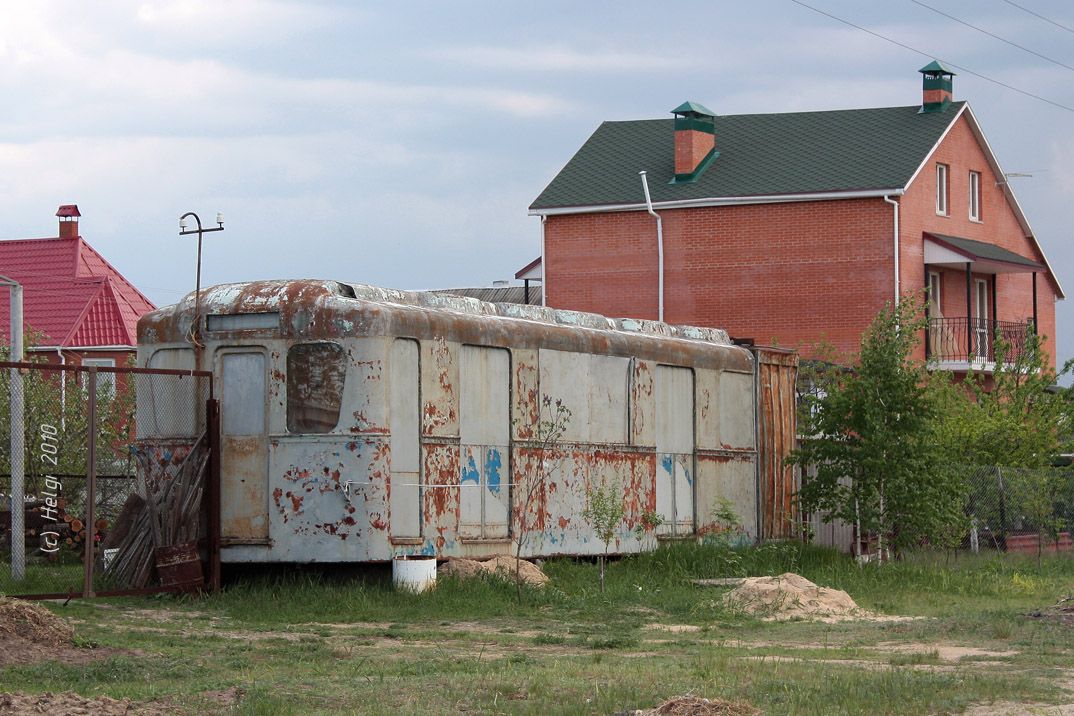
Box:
left=3, top=542, right=1073, bottom=715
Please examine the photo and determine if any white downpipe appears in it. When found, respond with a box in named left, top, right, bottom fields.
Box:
left=639, top=171, right=664, bottom=322
left=884, top=195, right=900, bottom=305
left=540, top=215, right=547, bottom=307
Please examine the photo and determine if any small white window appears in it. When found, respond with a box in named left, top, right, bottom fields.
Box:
left=936, top=164, right=949, bottom=215
left=969, top=170, right=981, bottom=221
left=82, top=358, right=116, bottom=397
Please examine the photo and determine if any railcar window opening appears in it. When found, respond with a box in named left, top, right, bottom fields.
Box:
left=287, top=342, right=346, bottom=434
left=206, top=312, right=280, bottom=332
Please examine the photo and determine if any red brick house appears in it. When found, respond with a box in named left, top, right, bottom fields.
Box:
left=0, top=205, right=156, bottom=375
left=528, top=64, right=1064, bottom=373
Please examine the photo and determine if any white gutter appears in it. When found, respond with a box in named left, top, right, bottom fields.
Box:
left=639, top=170, right=664, bottom=322
left=540, top=215, right=547, bottom=307
left=884, top=195, right=900, bottom=305
left=530, top=188, right=906, bottom=217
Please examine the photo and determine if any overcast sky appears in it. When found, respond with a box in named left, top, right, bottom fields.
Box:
left=2, top=1, right=1072, bottom=364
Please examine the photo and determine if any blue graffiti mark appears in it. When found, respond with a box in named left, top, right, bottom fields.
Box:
left=661, top=455, right=673, bottom=474
left=485, top=448, right=502, bottom=495
left=684, top=464, right=692, bottom=486
left=461, top=454, right=480, bottom=484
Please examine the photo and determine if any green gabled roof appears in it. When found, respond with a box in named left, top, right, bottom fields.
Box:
left=530, top=102, right=966, bottom=210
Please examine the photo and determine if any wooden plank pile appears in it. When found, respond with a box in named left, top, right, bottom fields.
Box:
left=102, top=433, right=210, bottom=589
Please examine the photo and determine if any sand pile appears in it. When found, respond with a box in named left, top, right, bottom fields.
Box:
left=722, top=572, right=863, bottom=622
left=438, top=556, right=549, bottom=586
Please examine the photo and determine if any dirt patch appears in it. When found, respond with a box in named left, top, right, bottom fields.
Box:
left=963, top=702, right=1074, bottom=715
left=1025, top=600, right=1074, bottom=627
left=0, top=597, right=74, bottom=646
left=438, top=556, right=549, bottom=586
left=616, top=695, right=760, bottom=715
left=868, top=642, right=1018, bottom=662
left=0, top=687, right=242, bottom=716
left=722, top=573, right=910, bottom=622
left=646, top=624, right=702, bottom=633
left=0, top=597, right=137, bottom=667
left=0, top=691, right=172, bottom=716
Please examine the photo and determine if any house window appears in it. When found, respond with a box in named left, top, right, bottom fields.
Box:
left=928, top=272, right=941, bottom=314
left=82, top=358, right=116, bottom=398
left=969, top=170, right=981, bottom=222
left=936, top=163, right=949, bottom=215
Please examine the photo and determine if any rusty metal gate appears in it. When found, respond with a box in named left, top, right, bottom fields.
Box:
left=0, top=361, right=218, bottom=600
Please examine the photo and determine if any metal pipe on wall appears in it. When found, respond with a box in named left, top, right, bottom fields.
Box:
left=884, top=195, right=900, bottom=305
left=639, top=171, right=664, bottom=322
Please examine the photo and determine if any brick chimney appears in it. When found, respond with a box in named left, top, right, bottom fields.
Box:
left=919, top=61, right=955, bottom=114
left=56, top=205, right=80, bottom=238
left=671, top=101, right=718, bottom=184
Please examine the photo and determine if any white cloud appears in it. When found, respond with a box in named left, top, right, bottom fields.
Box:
left=428, top=45, right=682, bottom=73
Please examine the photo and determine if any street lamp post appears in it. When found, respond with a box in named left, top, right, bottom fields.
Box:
left=178, top=211, right=224, bottom=349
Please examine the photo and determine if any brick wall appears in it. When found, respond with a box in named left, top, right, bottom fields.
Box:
left=543, top=112, right=1059, bottom=369
left=545, top=197, right=896, bottom=360
left=900, top=113, right=1058, bottom=367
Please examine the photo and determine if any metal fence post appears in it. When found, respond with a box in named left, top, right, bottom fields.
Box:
left=83, top=368, right=97, bottom=597
left=997, top=466, right=1007, bottom=551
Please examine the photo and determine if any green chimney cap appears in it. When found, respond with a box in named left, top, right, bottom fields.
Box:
left=919, top=60, right=956, bottom=77
left=672, top=101, right=716, bottom=118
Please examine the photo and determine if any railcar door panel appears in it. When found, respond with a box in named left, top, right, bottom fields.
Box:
left=459, top=346, right=510, bottom=539
left=219, top=350, right=270, bottom=542
left=656, top=365, right=695, bottom=535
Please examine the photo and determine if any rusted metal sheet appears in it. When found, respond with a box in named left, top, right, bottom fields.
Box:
left=219, top=351, right=269, bottom=542
left=135, top=279, right=785, bottom=564
left=754, top=347, right=800, bottom=540
left=388, top=339, right=420, bottom=538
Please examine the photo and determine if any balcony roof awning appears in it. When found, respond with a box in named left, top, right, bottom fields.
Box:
left=924, top=233, right=1045, bottom=275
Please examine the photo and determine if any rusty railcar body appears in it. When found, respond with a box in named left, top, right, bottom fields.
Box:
left=136, top=279, right=795, bottom=564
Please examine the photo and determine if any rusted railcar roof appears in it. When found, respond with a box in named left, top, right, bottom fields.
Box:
left=139, top=279, right=755, bottom=372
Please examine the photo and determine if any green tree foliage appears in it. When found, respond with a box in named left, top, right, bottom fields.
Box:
left=932, top=331, right=1074, bottom=565
left=790, top=297, right=965, bottom=556
left=582, top=480, right=624, bottom=593
left=933, top=331, right=1071, bottom=469
left=513, top=395, right=571, bottom=603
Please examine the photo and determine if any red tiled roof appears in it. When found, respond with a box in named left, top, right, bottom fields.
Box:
left=0, top=234, right=155, bottom=348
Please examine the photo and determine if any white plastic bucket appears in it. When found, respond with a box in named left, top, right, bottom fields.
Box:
left=392, top=556, right=437, bottom=593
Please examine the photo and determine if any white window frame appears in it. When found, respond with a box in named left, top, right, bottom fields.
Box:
left=928, top=271, right=941, bottom=312
left=969, top=170, right=981, bottom=222
left=936, top=163, right=949, bottom=216
left=82, top=357, right=116, bottom=397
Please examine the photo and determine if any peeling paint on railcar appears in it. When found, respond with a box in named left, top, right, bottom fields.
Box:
left=136, top=279, right=794, bottom=564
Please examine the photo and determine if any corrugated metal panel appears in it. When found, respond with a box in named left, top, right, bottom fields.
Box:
left=431, top=286, right=543, bottom=305
left=755, top=348, right=799, bottom=539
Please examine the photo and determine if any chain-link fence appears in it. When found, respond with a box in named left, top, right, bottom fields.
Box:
left=960, top=464, right=1074, bottom=553
left=0, top=361, right=212, bottom=598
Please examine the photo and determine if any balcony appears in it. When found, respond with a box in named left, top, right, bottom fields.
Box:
left=926, top=317, right=1034, bottom=372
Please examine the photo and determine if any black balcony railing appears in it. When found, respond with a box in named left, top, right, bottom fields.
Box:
left=925, top=317, right=1033, bottom=364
